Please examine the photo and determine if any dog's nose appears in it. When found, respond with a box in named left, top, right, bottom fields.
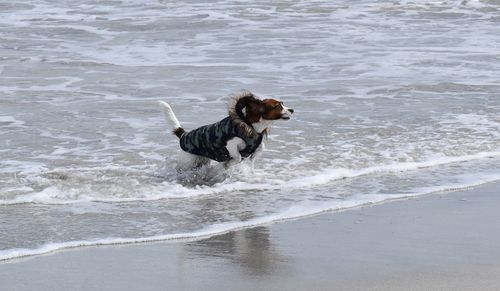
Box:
left=288, top=108, right=294, bottom=114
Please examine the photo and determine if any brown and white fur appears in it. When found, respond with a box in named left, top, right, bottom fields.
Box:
left=159, top=91, right=294, bottom=171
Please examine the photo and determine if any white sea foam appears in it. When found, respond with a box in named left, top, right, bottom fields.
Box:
left=1, top=151, right=498, bottom=205
left=2, top=177, right=499, bottom=262
left=1, top=0, right=499, bottom=264
left=0, top=116, right=26, bottom=128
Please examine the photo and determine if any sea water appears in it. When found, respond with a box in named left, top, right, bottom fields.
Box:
left=1, top=0, right=499, bottom=260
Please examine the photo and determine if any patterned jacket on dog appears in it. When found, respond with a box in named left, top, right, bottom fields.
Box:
left=179, top=116, right=263, bottom=162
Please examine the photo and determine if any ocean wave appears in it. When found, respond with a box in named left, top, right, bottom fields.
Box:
left=2, top=176, right=499, bottom=262
left=1, top=151, right=499, bottom=205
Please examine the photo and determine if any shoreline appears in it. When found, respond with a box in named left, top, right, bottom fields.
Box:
left=1, top=181, right=500, bottom=290
left=2, top=178, right=499, bottom=263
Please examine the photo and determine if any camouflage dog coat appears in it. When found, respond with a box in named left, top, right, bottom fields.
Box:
left=179, top=116, right=263, bottom=162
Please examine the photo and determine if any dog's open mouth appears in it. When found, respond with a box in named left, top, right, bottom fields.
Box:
left=281, top=116, right=290, bottom=120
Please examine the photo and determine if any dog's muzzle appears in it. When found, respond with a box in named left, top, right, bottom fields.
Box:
left=282, top=108, right=294, bottom=120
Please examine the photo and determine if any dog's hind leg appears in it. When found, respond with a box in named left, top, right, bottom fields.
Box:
left=176, top=151, right=210, bottom=173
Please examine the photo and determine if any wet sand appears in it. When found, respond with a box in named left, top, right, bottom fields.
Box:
left=1, top=181, right=500, bottom=291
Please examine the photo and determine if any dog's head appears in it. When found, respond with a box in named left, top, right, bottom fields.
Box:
left=261, top=98, right=294, bottom=121
left=235, top=95, right=294, bottom=123
left=229, top=91, right=294, bottom=136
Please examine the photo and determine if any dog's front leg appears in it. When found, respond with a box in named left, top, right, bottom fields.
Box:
left=223, top=155, right=241, bottom=169
left=224, top=137, right=245, bottom=169
left=224, top=147, right=242, bottom=169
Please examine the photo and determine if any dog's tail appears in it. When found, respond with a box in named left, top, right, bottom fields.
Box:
left=158, top=101, right=185, bottom=138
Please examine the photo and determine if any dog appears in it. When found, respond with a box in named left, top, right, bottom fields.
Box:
left=159, top=90, right=294, bottom=171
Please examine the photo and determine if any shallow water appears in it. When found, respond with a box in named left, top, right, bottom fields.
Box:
left=1, top=0, right=500, bottom=260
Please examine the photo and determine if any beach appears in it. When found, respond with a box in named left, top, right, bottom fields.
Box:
left=1, top=0, right=500, bottom=289
left=2, top=0, right=500, bottom=260
left=2, top=181, right=499, bottom=290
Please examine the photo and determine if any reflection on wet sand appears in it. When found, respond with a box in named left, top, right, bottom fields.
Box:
left=184, top=227, right=288, bottom=276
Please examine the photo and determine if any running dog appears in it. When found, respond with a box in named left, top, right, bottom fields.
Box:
left=159, top=90, right=294, bottom=171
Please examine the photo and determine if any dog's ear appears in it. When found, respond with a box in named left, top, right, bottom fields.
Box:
left=236, top=96, right=264, bottom=123
left=256, top=102, right=266, bottom=114
left=235, top=96, right=251, bottom=120
left=247, top=98, right=266, bottom=121
left=248, top=99, right=265, bottom=114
